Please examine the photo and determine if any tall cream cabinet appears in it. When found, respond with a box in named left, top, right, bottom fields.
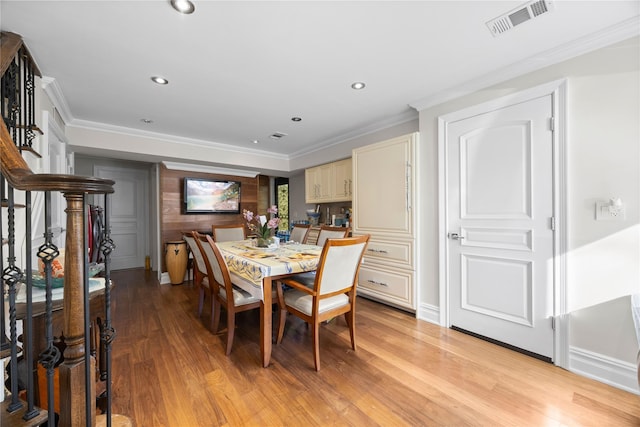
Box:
left=352, top=132, right=418, bottom=311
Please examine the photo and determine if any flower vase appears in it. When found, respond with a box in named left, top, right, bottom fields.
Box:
left=256, top=237, right=274, bottom=248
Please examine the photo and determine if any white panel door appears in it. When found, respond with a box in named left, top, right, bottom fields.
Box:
left=94, top=166, right=149, bottom=270
left=447, top=95, right=554, bottom=359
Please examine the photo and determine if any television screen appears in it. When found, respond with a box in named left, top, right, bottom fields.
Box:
left=183, top=178, right=241, bottom=214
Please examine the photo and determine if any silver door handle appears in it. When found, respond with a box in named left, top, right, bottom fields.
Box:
left=448, top=232, right=464, bottom=240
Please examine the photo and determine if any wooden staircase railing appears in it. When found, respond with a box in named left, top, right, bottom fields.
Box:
left=1, top=31, right=117, bottom=426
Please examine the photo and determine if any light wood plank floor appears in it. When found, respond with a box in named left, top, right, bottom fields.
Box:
left=109, top=269, right=639, bottom=426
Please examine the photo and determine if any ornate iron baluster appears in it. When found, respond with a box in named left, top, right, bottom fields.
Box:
left=21, top=188, right=39, bottom=420
left=0, top=176, right=9, bottom=353
left=100, top=193, right=116, bottom=427
left=2, top=60, right=19, bottom=143
left=83, top=194, right=92, bottom=424
left=24, top=54, right=36, bottom=149
left=3, top=186, right=25, bottom=414
left=37, top=190, right=61, bottom=427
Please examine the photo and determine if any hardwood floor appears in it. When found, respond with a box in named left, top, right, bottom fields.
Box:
left=109, top=269, right=639, bottom=426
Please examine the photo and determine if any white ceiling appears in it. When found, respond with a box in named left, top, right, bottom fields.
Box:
left=1, top=1, right=639, bottom=166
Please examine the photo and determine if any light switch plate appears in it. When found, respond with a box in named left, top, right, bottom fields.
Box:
left=595, top=201, right=626, bottom=220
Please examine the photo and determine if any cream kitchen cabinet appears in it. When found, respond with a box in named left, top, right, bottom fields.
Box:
left=305, top=163, right=332, bottom=203
left=305, top=158, right=352, bottom=203
left=331, top=158, right=352, bottom=202
left=352, top=132, right=418, bottom=311
left=358, top=263, right=414, bottom=309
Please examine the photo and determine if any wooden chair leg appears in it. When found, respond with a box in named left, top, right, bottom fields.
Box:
left=211, top=298, right=221, bottom=333
left=312, top=321, right=321, bottom=371
left=225, top=309, right=235, bottom=356
left=276, top=309, right=287, bottom=344
left=275, top=282, right=287, bottom=344
left=345, top=311, right=356, bottom=350
left=197, top=287, right=205, bottom=317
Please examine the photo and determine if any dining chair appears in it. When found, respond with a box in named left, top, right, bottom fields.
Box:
left=285, top=225, right=350, bottom=287
left=193, top=232, right=267, bottom=355
left=211, top=223, right=246, bottom=242
left=184, top=232, right=211, bottom=318
left=315, top=225, right=349, bottom=247
left=289, top=224, right=311, bottom=244
left=275, top=234, right=370, bottom=371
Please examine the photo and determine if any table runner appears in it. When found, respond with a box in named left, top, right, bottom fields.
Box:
left=216, top=240, right=321, bottom=300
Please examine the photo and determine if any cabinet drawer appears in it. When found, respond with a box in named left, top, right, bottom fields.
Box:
left=357, top=265, right=414, bottom=310
left=362, top=237, right=413, bottom=268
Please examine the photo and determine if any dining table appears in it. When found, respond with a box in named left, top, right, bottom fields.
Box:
left=216, top=239, right=322, bottom=367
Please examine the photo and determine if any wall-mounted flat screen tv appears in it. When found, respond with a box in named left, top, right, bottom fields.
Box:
left=183, top=178, right=241, bottom=214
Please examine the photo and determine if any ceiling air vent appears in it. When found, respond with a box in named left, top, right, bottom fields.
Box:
left=269, top=132, right=287, bottom=140
left=486, top=0, right=554, bottom=37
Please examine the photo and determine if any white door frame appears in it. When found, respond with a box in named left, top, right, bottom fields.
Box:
left=437, top=79, right=568, bottom=368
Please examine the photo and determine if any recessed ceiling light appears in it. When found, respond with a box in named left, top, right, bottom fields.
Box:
left=141, top=118, right=154, bottom=124
left=252, top=140, right=259, bottom=144
left=151, top=76, right=169, bottom=85
left=351, top=82, right=366, bottom=90
left=170, top=0, right=195, bottom=14
left=291, top=117, right=302, bottom=122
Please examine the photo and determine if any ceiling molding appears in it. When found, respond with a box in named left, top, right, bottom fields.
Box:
left=162, top=161, right=259, bottom=178
left=41, top=76, right=73, bottom=125
left=47, top=92, right=416, bottom=164
left=288, top=108, right=418, bottom=159
left=67, top=119, right=289, bottom=161
left=410, top=17, right=640, bottom=111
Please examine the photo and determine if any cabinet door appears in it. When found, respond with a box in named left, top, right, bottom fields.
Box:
left=360, top=235, right=413, bottom=269
left=316, top=163, right=332, bottom=201
left=305, top=164, right=333, bottom=203
left=358, top=264, right=414, bottom=310
left=331, top=158, right=352, bottom=201
left=352, top=133, right=416, bottom=237
left=305, top=167, right=318, bottom=203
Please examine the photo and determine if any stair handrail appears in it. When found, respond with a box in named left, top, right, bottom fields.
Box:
left=1, top=31, right=115, bottom=426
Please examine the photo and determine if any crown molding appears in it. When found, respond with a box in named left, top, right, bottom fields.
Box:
left=67, top=119, right=289, bottom=161
left=410, top=17, right=640, bottom=111
left=162, top=161, right=259, bottom=178
left=41, top=76, right=73, bottom=125
left=288, top=108, right=418, bottom=159
left=69, top=110, right=416, bottom=165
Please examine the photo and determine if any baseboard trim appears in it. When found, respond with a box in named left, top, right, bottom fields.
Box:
left=416, top=302, right=440, bottom=325
left=160, top=269, right=192, bottom=285
left=160, top=272, right=171, bottom=285
left=569, top=346, right=639, bottom=395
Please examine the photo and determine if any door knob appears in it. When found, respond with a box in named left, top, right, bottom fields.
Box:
left=448, top=232, right=464, bottom=240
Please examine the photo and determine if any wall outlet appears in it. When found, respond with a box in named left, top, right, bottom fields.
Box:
left=595, top=201, right=626, bottom=220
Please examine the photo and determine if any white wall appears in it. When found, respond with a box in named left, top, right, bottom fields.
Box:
left=416, top=36, right=639, bottom=391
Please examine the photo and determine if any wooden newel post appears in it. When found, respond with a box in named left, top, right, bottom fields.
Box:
left=59, top=193, right=96, bottom=426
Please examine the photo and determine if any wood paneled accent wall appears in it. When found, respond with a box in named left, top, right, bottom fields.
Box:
left=257, top=175, right=270, bottom=213
left=160, top=164, right=258, bottom=270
